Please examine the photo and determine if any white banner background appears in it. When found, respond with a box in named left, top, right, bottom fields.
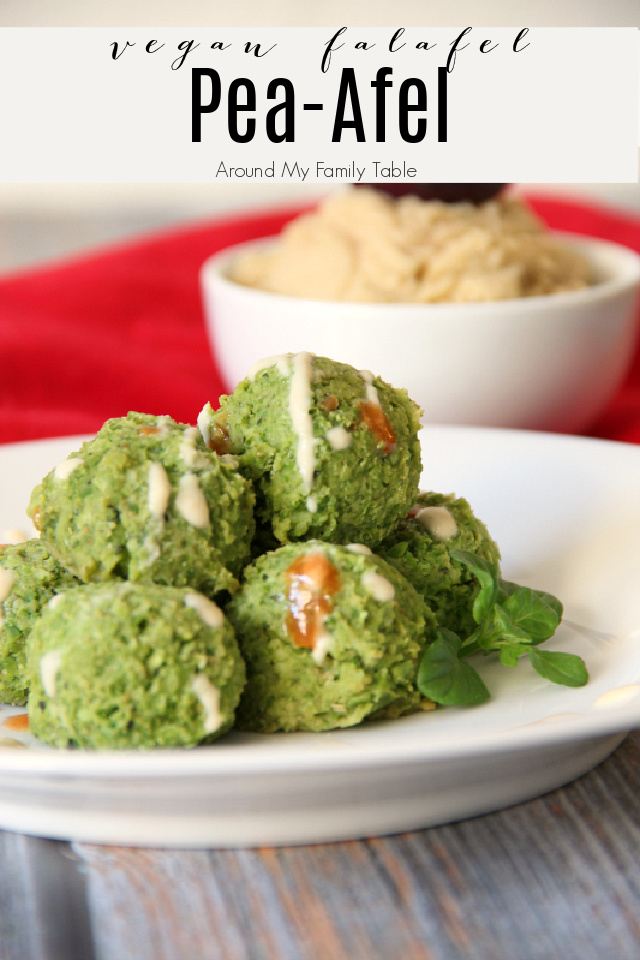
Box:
left=0, top=26, right=636, bottom=183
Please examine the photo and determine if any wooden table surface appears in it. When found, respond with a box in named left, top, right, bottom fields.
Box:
left=0, top=728, right=638, bottom=960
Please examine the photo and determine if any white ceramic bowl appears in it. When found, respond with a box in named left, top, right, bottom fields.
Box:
left=200, top=234, right=640, bottom=433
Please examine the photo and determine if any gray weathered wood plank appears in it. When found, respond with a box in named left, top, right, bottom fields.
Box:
left=0, top=832, right=94, bottom=960
left=63, top=730, right=640, bottom=960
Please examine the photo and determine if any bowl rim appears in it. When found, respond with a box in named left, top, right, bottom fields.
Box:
left=200, top=231, right=640, bottom=315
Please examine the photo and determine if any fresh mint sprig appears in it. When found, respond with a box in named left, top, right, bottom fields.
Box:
left=417, top=629, right=491, bottom=706
left=417, top=549, right=588, bottom=706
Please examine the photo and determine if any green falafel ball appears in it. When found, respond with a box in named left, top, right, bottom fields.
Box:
left=27, top=582, right=245, bottom=749
left=377, top=492, right=500, bottom=637
left=227, top=541, right=434, bottom=732
left=0, top=539, right=80, bottom=705
left=27, top=412, right=255, bottom=598
left=202, top=353, right=422, bottom=546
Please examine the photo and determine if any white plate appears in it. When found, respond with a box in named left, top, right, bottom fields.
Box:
left=1, top=427, right=640, bottom=847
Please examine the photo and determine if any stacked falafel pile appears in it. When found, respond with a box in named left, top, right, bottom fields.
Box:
left=0, top=354, right=500, bottom=748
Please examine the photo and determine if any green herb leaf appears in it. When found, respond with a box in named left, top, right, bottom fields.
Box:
left=491, top=605, right=534, bottom=645
left=498, top=581, right=563, bottom=640
left=450, top=549, right=499, bottom=625
left=435, top=548, right=586, bottom=694
left=499, top=643, right=532, bottom=667
left=528, top=648, right=589, bottom=687
left=418, top=629, right=491, bottom=706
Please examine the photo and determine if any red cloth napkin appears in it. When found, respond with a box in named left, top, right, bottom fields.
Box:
left=0, top=193, right=639, bottom=446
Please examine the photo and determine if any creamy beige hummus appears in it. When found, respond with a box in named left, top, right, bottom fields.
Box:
left=229, top=188, right=593, bottom=304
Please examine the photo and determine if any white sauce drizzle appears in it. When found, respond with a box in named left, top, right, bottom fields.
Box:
left=176, top=473, right=209, bottom=528
left=306, top=495, right=318, bottom=513
left=53, top=457, right=83, bottom=481
left=594, top=684, right=640, bottom=709
left=0, top=567, right=12, bottom=627
left=248, top=353, right=292, bottom=380
left=40, top=649, right=62, bottom=698
left=311, top=630, right=333, bottom=666
left=147, top=462, right=171, bottom=520
left=289, top=351, right=315, bottom=493
left=191, top=675, right=223, bottom=733
left=154, top=416, right=172, bottom=437
left=184, top=592, right=224, bottom=629
left=326, top=426, right=351, bottom=451
left=361, top=569, right=395, bottom=602
left=179, top=427, right=200, bottom=468
left=346, top=543, right=372, bottom=555
left=415, top=505, right=458, bottom=540
left=2, top=529, right=29, bottom=545
left=0, top=568, right=15, bottom=603
left=196, top=403, right=212, bottom=447
left=359, top=369, right=380, bottom=406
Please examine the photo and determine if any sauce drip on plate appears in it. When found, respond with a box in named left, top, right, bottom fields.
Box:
left=3, top=714, right=29, bottom=732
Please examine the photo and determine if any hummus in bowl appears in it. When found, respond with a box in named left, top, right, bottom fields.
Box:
left=201, top=191, right=640, bottom=434
left=229, top=189, right=593, bottom=305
